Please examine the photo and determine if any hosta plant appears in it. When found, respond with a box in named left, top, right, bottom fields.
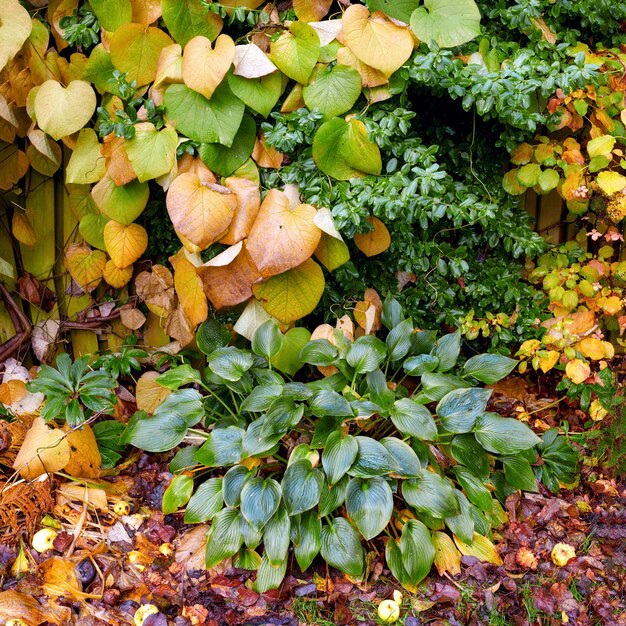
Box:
left=123, top=298, right=579, bottom=592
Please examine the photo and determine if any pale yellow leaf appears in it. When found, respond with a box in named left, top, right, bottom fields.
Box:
left=182, top=34, right=235, bottom=99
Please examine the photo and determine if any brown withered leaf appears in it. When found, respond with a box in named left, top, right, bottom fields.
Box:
left=219, top=176, right=261, bottom=245
left=198, top=242, right=262, bottom=310
left=18, top=272, right=56, bottom=312
left=135, top=264, right=176, bottom=317
left=165, top=304, right=195, bottom=346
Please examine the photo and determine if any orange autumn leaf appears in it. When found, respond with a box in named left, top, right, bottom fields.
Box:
left=170, top=249, right=208, bottom=326
left=353, top=216, right=391, bottom=257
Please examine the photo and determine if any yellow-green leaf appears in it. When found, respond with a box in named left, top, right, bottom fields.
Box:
left=453, top=533, right=502, bottom=565
left=124, top=123, right=178, bottom=182
left=65, top=242, right=107, bottom=293
left=597, top=170, right=626, bottom=195
left=91, top=174, right=150, bottom=224
left=587, top=134, right=615, bottom=159
left=270, top=22, right=320, bottom=85
left=66, top=128, right=106, bottom=184
left=0, top=0, right=32, bottom=73
left=34, top=80, right=97, bottom=141
left=253, top=258, right=325, bottom=324
left=109, top=23, right=174, bottom=86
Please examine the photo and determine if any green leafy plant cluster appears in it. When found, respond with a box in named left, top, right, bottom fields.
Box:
left=122, top=298, right=578, bottom=591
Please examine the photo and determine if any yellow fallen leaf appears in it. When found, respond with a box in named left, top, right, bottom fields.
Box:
left=103, top=260, right=133, bottom=288
left=0, top=379, right=27, bottom=405
left=13, top=416, right=71, bottom=480
left=63, top=424, right=101, bottom=479
left=57, top=483, right=109, bottom=510
left=432, top=531, right=461, bottom=576
left=136, top=371, right=172, bottom=414
left=453, top=532, right=503, bottom=565
left=576, top=337, right=608, bottom=360
left=565, top=359, right=591, bottom=384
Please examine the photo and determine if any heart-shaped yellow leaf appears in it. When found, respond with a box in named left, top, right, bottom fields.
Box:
left=104, top=221, right=148, bottom=268
left=34, top=80, right=97, bottom=140
left=218, top=176, right=261, bottom=245
left=252, top=258, right=325, bottom=323
left=109, top=23, right=174, bottom=86
left=65, top=242, right=106, bottom=292
left=198, top=242, right=262, bottom=309
left=166, top=172, right=237, bottom=249
left=13, top=416, right=71, bottom=480
left=66, top=128, right=106, bottom=184
left=293, top=0, right=333, bottom=22
left=597, top=170, right=626, bottom=195
left=171, top=249, right=208, bottom=326
left=353, top=216, right=390, bottom=256
left=342, top=5, right=414, bottom=77
left=101, top=135, right=137, bottom=186
left=246, top=189, right=321, bottom=278
left=103, top=259, right=133, bottom=288
left=136, top=371, right=172, bottom=414
left=154, top=43, right=184, bottom=88
left=182, top=34, right=235, bottom=99
left=336, top=46, right=388, bottom=88
left=0, top=0, right=32, bottom=72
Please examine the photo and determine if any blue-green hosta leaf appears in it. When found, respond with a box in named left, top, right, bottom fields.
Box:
left=321, top=517, right=365, bottom=579
left=208, top=347, right=254, bottom=381
left=240, top=384, right=283, bottom=412
left=282, top=460, right=323, bottom=515
left=263, top=506, right=291, bottom=565
left=322, top=431, right=358, bottom=485
left=410, top=0, right=481, bottom=49
left=452, top=466, right=493, bottom=512
left=418, top=372, right=470, bottom=402
left=346, top=477, right=393, bottom=540
left=241, top=417, right=282, bottom=457
left=403, top=353, right=439, bottom=376
left=233, top=547, right=262, bottom=570
left=434, top=330, right=461, bottom=372
left=184, top=478, right=223, bottom=523
left=299, top=338, right=338, bottom=366
left=194, top=426, right=243, bottom=467
left=402, top=471, right=458, bottom=518
left=450, top=434, right=490, bottom=478
left=389, top=398, right=438, bottom=441
left=350, top=436, right=398, bottom=478
left=380, top=437, right=422, bottom=478
left=444, top=490, right=474, bottom=543
left=222, top=465, right=254, bottom=508
left=156, top=365, right=202, bottom=389
left=303, top=64, right=362, bottom=118
left=253, top=553, right=287, bottom=593
left=156, top=389, right=205, bottom=426
left=385, top=537, right=409, bottom=589
left=162, top=474, right=193, bottom=515
left=463, top=353, right=518, bottom=384
left=411, top=330, right=438, bottom=355
left=474, top=413, right=541, bottom=454
left=205, top=507, right=243, bottom=568
left=240, top=477, right=282, bottom=531
left=261, top=399, right=305, bottom=437
left=502, top=455, right=538, bottom=492
left=309, top=390, right=353, bottom=418
left=252, top=319, right=283, bottom=360
left=381, top=296, right=403, bottom=330
left=346, top=335, right=387, bottom=374
left=125, top=411, right=188, bottom=453
left=241, top=516, right=263, bottom=549
left=292, top=510, right=322, bottom=571
left=365, top=369, right=395, bottom=409
left=399, top=519, right=435, bottom=588
left=386, top=317, right=414, bottom=362
left=318, top=474, right=349, bottom=517
left=164, top=82, right=244, bottom=145
left=436, top=387, right=492, bottom=433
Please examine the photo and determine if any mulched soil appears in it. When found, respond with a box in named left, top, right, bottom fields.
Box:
left=0, top=450, right=624, bottom=626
